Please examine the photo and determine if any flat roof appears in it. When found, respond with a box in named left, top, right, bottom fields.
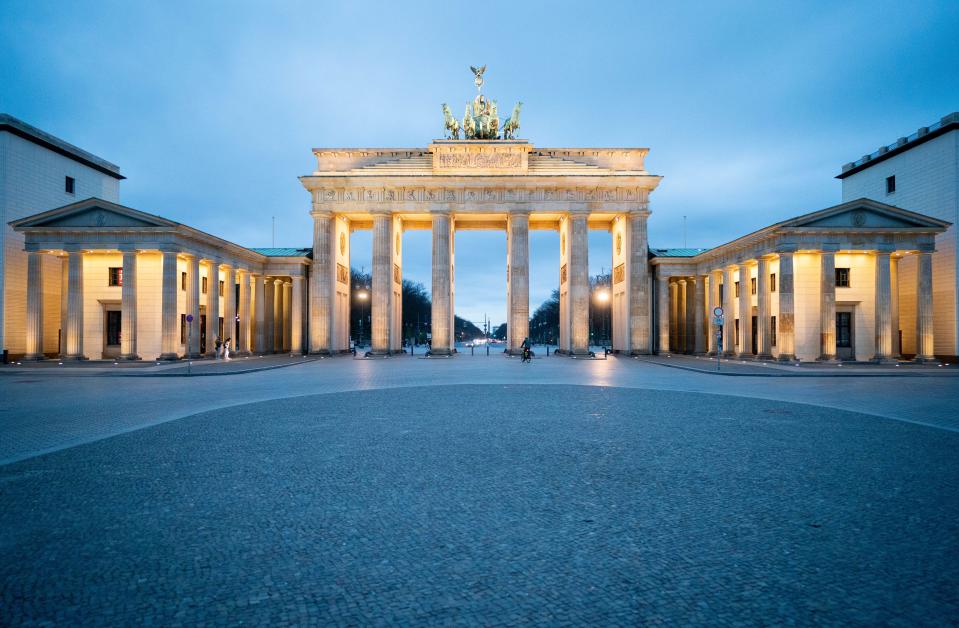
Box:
left=837, top=112, right=958, bottom=180
left=0, top=113, right=124, bottom=180
left=249, top=247, right=312, bottom=258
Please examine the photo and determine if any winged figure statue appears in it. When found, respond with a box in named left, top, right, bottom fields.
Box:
left=470, top=64, right=487, bottom=91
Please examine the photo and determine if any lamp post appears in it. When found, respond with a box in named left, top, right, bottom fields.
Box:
left=356, top=288, right=369, bottom=347
left=596, top=288, right=610, bottom=349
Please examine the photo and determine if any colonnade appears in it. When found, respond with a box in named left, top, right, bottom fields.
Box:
left=22, top=247, right=304, bottom=361
left=309, top=208, right=652, bottom=357
left=658, top=249, right=935, bottom=362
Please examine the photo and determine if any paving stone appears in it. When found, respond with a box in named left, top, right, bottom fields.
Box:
left=1, top=385, right=958, bottom=624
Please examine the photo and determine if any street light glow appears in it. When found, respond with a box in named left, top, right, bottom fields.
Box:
left=596, top=289, right=610, bottom=303
left=357, top=290, right=368, bottom=299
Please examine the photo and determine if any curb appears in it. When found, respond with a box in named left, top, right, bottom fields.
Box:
left=635, top=357, right=958, bottom=378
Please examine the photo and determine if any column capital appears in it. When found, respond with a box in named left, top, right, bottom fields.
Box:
left=874, top=248, right=894, bottom=256
left=62, top=244, right=84, bottom=253
left=311, top=205, right=333, bottom=218
left=117, top=243, right=140, bottom=253
left=370, top=208, right=393, bottom=217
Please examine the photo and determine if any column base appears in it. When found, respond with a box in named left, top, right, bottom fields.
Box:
left=777, top=354, right=797, bottom=362
left=755, top=353, right=774, bottom=361
left=817, top=355, right=839, bottom=362
left=158, top=353, right=180, bottom=361
left=118, top=354, right=141, bottom=361
left=61, top=354, right=88, bottom=361
left=913, top=356, right=937, bottom=364
left=22, top=353, right=46, bottom=361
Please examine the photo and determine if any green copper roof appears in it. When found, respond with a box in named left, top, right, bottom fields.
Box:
left=650, top=247, right=710, bottom=258
left=249, top=247, right=312, bottom=257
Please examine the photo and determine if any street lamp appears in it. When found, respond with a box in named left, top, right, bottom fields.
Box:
left=357, top=289, right=369, bottom=346
left=595, top=289, right=611, bottom=348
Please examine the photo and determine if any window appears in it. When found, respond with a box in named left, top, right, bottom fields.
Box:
left=106, top=311, right=122, bottom=346
left=180, top=314, right=187, bottom=344
left=734, top=281, right=740, bottom=297
left=750, top=277, right=757, bottom=295
left=108, top=267, right=123, bottom=287
left=181, top=271, right=187, bottom=291
left=771, top=316, right=777, bottom=346
left=219, top=280, right=224, bottom=297
left=735, top=319, right=740, bottom=346
left=65, top=176, right=75, bottom=194
left=836, top=267, right=850, bottom=287
left=770, top=273, right=777, bottom=292
left=886, top=175, right=896, bottom=194
left=719, top=284, right=724, bottom=303
left=202, top=276, right=208, bottom=294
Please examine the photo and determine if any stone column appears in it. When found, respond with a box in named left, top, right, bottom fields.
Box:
left=890, top=255, right=901, bottom=358
left=676, top=279, right=687, bottom=352
left=60, top=256, right=68, bottom=356
left=656, top=274, right=670, bottom=354
left=668, top=280, right=678, bottom=352
left=263, top=278, right=274, bottom=352
left=430, top=211, right=453, bottom=355
left=253, top=274, right=266, bottom=353
left=119, top=248, right=139, bottom=360
left=159, top=250, right=180, bottom=360
left=187, top=256, right=201, bottom=358
left=569, top=211, right=590, bottom=355
left=873, top=252, right=893, bottom=362
left=237, top=270, right=251, bottom=355
left=693, top=276, right=706, bottom=354
left=755, top=258, right=772, bottom=359
left=271, top=278, right=282, bottom=352
left=628, top=212, right=651, bottom=354
left=819, top=251, right=837, bottom=361
left=282, top=281, right=292, bottom=352
left=64, top=249, right=86, bottom=360
left=915, top=251, right=935, bottom=362
left=208, top=260, right=222, bottom=355
left=721, top=267, right=735, bottom=356
left=707, top=270, right=721, bottom=355
left=222, top=265, right=236, bottom=350
left=291, top=275, right=304, bottom=354
left=508, top=211, right=530, bottom=354
left=777, top=252, right=796, bottom=361
left=371, top=211, right=392, bottom=355
left=738, top=264, right=752, bottom=356
left=24, top=251, right=45, bottom=360
left=309, top=210, right=334, bottom=354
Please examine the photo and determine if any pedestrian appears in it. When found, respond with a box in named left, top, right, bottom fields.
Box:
left=223, top=337, right=232, bottom=361
left=214, top=336, right=222, bottom=359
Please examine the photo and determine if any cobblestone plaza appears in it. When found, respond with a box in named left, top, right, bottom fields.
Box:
left=2, top=356, right=958, bottom=625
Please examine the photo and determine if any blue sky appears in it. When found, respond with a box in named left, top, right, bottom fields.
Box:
left=2, top=0, right=957, bottom=326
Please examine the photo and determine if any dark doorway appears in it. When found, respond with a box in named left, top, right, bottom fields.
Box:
left=836, top=311, right=853, bottom=360
left=200, top=314, right=207, bottom=353
left=750, top=315, right=758, bottom=355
